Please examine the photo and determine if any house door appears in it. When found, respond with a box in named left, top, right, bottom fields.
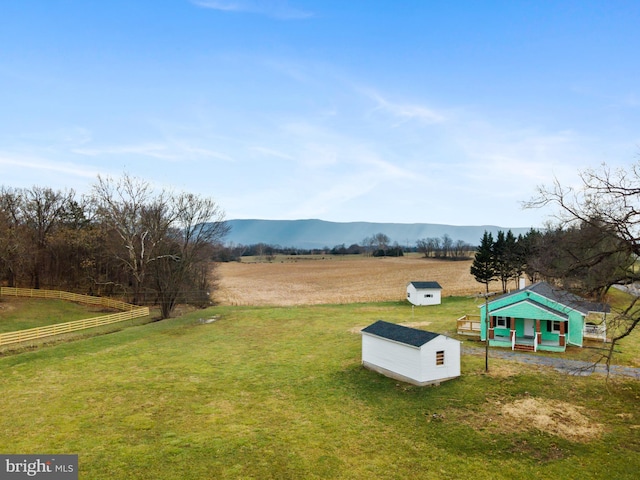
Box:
left=524, top=319, right=535, bottom=338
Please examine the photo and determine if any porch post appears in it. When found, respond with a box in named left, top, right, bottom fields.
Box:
left=536, top=319, right=541, bottom=345
left=488, top=315, right=494, bottom=339
left=509, top=317, right=515, bottom=343
left=559, top=320, right=566, bottom=347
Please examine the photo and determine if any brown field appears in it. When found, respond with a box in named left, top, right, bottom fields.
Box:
left=215, top=254, right=504, bottom=306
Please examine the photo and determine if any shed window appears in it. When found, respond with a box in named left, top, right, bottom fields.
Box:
left=436, top=350, right=445, bottom=366
left=407, top=292, right=410, bottom=298
left=424, top=293, right=433, bottom=298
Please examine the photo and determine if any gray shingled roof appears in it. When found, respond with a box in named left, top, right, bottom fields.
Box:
left=361, top=320, right=440, bottom=347
left=409, top=281, right=442, bottom=290
left=490, top=281, right=610, bottom=314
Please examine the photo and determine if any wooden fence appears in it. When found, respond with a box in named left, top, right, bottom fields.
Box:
left=0, top=287, right=150, bottom=347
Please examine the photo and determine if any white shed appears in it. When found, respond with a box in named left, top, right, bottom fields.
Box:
left=361, top=320, right=460, bottom=386
left=406, top=281, right=442, bottom=306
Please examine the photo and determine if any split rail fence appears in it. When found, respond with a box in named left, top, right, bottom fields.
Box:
left=0, top=287, right=150, bottom=347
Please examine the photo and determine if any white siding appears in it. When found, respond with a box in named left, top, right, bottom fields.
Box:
left=406, top=284, right=442, bottom=306
left=362, top=333, right=460, bottom=385
left=418, top=336, right=460, bottom=383
left=362, top=334, right=422, bottom=382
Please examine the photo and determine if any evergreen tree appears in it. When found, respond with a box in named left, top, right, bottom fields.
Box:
left=493, top=229, right=522, bottom=293
left=470, top=231, right=496, bottom=293
left=493, top=230, right=507, bottom=292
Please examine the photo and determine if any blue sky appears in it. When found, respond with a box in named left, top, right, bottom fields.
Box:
left=1, top=1, right=639, bottom=228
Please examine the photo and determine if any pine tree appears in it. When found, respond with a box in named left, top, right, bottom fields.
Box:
left=470, top=231, right=497, bottom=293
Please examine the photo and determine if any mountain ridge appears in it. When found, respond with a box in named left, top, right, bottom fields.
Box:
left=224, top=219, right=533, bottom=250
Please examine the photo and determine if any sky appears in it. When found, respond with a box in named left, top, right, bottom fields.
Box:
left=1, top=1, right=639, bottom=228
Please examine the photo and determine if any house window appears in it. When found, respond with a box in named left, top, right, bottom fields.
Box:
left=496, top=316, right=509, bottom=328
left=548, top=320, right=562, bottom=333
left=436, top=350, right=445, bottom=366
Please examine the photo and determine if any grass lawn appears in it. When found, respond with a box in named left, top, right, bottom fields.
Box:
left=0, top=297, right=120, bottom=333
left=0, top=296, right=154, bottom=354
left=0, top=298, right=639, bottom=479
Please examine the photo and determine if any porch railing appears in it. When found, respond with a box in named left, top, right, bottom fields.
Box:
left=456, top=315, right=481, bottom=336
left=583, top=323, right=607, bottom=341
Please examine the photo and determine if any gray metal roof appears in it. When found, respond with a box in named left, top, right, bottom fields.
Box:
left=361, top=320, right=440, bottom=347
left=408, top=281, right=442, bottom=290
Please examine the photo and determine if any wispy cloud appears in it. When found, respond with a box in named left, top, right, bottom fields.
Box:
left=361, top=89, right=446, bottom=126
left=73, top=141, right=233, bottom=162
left=191, top=0, right=313, bottom=20
left=0, top=153, right=99, bottom=180
left=248, top=146, right=294, bottom=160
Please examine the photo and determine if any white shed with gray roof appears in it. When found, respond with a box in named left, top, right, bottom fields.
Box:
left=361, top=320, right=460, bottom=386
left=406, top=281, right=442, bottom=306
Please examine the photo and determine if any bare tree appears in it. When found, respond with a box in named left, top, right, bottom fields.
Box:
left=92, top=174, right=172, bottom=305
left=21, top=186, right=75, bottom=289
left=151, top=192, right=228, bottom=318
left=452, top=239, right=471, bottom=259
left=0, top=187, right=25, bottom=287
left=374, top=233, right=390, bottom=252
left=361, top=236, right=376, bottom=256
left=416, top=237, right=438, bottom=258
left=526, top=161, right=640, bottom=370
left=431, top=237, right=442, bottom=257
left=441, top=234, right=453, bottom=258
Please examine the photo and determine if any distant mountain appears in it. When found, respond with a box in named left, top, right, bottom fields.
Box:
left=223, top=219, right=533, bottom=250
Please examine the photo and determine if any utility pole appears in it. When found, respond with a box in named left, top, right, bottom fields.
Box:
left=485, top=293, right=490, bottom=372
left=479, top=291, right=497, bottom=373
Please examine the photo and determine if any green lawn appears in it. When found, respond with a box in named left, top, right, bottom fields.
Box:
left=1, top=298, right=639, bottom=479
left=0, top=297, right=119, bottom=333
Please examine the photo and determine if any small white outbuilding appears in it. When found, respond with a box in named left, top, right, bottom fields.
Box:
left=406, top=281, right=442, bottom=306
left=361, top=320, right=460, bottom=386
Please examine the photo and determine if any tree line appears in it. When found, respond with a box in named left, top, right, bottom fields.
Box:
left=0, top=174, right=228, bottom=318
left=470, top=229, right=540, bottom=293
left=215, top=232, right=473, bottom=262
left=471, top=221, right=635, bottom=302
left=416, top=234, right=474, bottom=259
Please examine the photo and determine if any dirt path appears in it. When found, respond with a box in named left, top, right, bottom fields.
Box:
left=463, top=345, right=640, bottom=379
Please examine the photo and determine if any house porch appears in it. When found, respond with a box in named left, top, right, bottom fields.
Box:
left=490, top=333, right=566, bottom=353
left=488, top=317, right=568, bottom=353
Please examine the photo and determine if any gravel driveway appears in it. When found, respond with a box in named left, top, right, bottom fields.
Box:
left=462, top=345, right=640, bottom=379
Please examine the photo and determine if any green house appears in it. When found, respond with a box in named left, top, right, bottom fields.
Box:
left=480, top=282, right=609, bottom=353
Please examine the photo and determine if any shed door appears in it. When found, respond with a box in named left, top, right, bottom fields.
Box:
left=524, top=319, right=534, bottom=338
